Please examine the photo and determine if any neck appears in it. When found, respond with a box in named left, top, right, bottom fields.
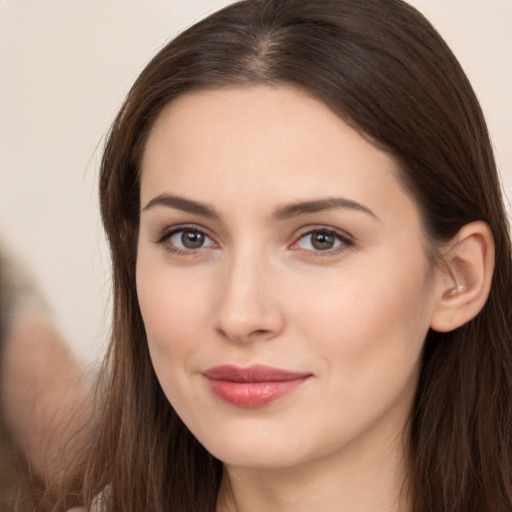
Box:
left=216, top=425, right=411, bottom=512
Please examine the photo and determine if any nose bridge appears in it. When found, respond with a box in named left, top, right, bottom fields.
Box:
left=214, top=242, right=282, bottom=343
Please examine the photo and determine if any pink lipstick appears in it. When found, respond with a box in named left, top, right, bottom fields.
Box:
left=203, top=365, right=311, bottom=408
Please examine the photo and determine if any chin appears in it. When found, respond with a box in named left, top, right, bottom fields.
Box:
left=208, top=444, right=308, bottom=469
left=191, top=421, right=320, bottom=470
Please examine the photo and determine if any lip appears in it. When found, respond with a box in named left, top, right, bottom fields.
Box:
left=202, top=365, right=312, bottom=408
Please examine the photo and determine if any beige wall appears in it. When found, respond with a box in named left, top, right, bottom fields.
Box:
left=1, top=1, right=511, bottom=363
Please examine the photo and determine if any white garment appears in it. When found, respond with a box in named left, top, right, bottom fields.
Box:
left=66, top=485, right=110, bottom=512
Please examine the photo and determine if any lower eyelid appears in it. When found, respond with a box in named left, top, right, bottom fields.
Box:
left=171, top=231, right=214, bottom=246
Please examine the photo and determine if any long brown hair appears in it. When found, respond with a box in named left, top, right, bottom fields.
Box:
left=61, top=1, right=512, bottom=510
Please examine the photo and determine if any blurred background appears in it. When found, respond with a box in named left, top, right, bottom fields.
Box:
left=1, top=0, right=511, bottom=367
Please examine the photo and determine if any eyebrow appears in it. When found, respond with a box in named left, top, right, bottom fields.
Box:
left=142, top=194, right=377, bottom=221
left=273, top=198, right=377, bottom=220
left=142, top=194, right=219, bottom=218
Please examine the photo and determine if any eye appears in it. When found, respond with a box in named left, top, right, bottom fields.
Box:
left=293, top=228, right=352, bottom=252
left=163, top=228, right=216, bottom=251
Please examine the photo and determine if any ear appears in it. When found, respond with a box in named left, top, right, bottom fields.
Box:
left=430, top=221, right=495, bottom=333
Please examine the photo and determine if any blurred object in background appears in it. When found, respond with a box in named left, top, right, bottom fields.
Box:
left=0, top=247, right=92, bottom=510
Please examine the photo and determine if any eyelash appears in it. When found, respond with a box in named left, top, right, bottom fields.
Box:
left=154, top=225, right=354, bottom=256
left=290, top=227, right=354, bottom=256
left=155, top=225, right=216, bottom=256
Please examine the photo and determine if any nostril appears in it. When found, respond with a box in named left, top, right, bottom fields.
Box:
left=215, top=325, right=276, bottom=344
left=249, top=329, right=272, bottom=338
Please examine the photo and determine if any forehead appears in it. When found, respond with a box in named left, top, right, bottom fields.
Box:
left=139, top=85, right=418, bottom=226
left=142, top=85, right=388, bottom=170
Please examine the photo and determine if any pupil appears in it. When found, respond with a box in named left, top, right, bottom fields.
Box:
left=182, top=231, right=204, bottom=249
left=312, top=232, right=334, bottom=250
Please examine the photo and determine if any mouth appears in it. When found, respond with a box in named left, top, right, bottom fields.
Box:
left=202, top=365, right=312, bottom=408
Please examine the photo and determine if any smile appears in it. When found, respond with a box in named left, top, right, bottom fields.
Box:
left=202, top=365, right=312, bottom=408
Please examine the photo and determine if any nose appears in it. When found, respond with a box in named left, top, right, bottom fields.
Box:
left=213, top=250, right=284, bottom=344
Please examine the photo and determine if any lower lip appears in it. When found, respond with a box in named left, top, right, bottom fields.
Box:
left=205, top=377, right=310, bottom=408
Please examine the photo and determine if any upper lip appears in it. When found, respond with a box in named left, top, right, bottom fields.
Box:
left=203, top=365, right=312, bottom=383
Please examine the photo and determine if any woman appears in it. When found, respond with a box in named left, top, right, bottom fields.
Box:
left=60, top=0, right=512, bottom=511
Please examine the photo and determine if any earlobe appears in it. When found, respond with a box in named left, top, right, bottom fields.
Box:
left=430, top=221, right=495, bottom=333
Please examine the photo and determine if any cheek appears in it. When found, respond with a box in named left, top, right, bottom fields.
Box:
left=290, top=264, right=432, bottom=442
left=136, top=260, right=210, bottom=371
left=296, top=256, right=434, bottom=379
left=136, top=261, right=217, bottom=419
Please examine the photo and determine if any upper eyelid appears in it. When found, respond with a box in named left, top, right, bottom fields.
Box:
left=292, top=225, right=354, bottom=242
left=155, top=226, right=218, bottom=255
left=156, top=224, right=215, bottom=243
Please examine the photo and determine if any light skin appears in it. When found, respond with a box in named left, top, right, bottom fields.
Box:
left=136, top=86, right=494, bottom=512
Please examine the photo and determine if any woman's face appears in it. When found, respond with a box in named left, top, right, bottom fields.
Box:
left=137, top=86, right=442, bottom=470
